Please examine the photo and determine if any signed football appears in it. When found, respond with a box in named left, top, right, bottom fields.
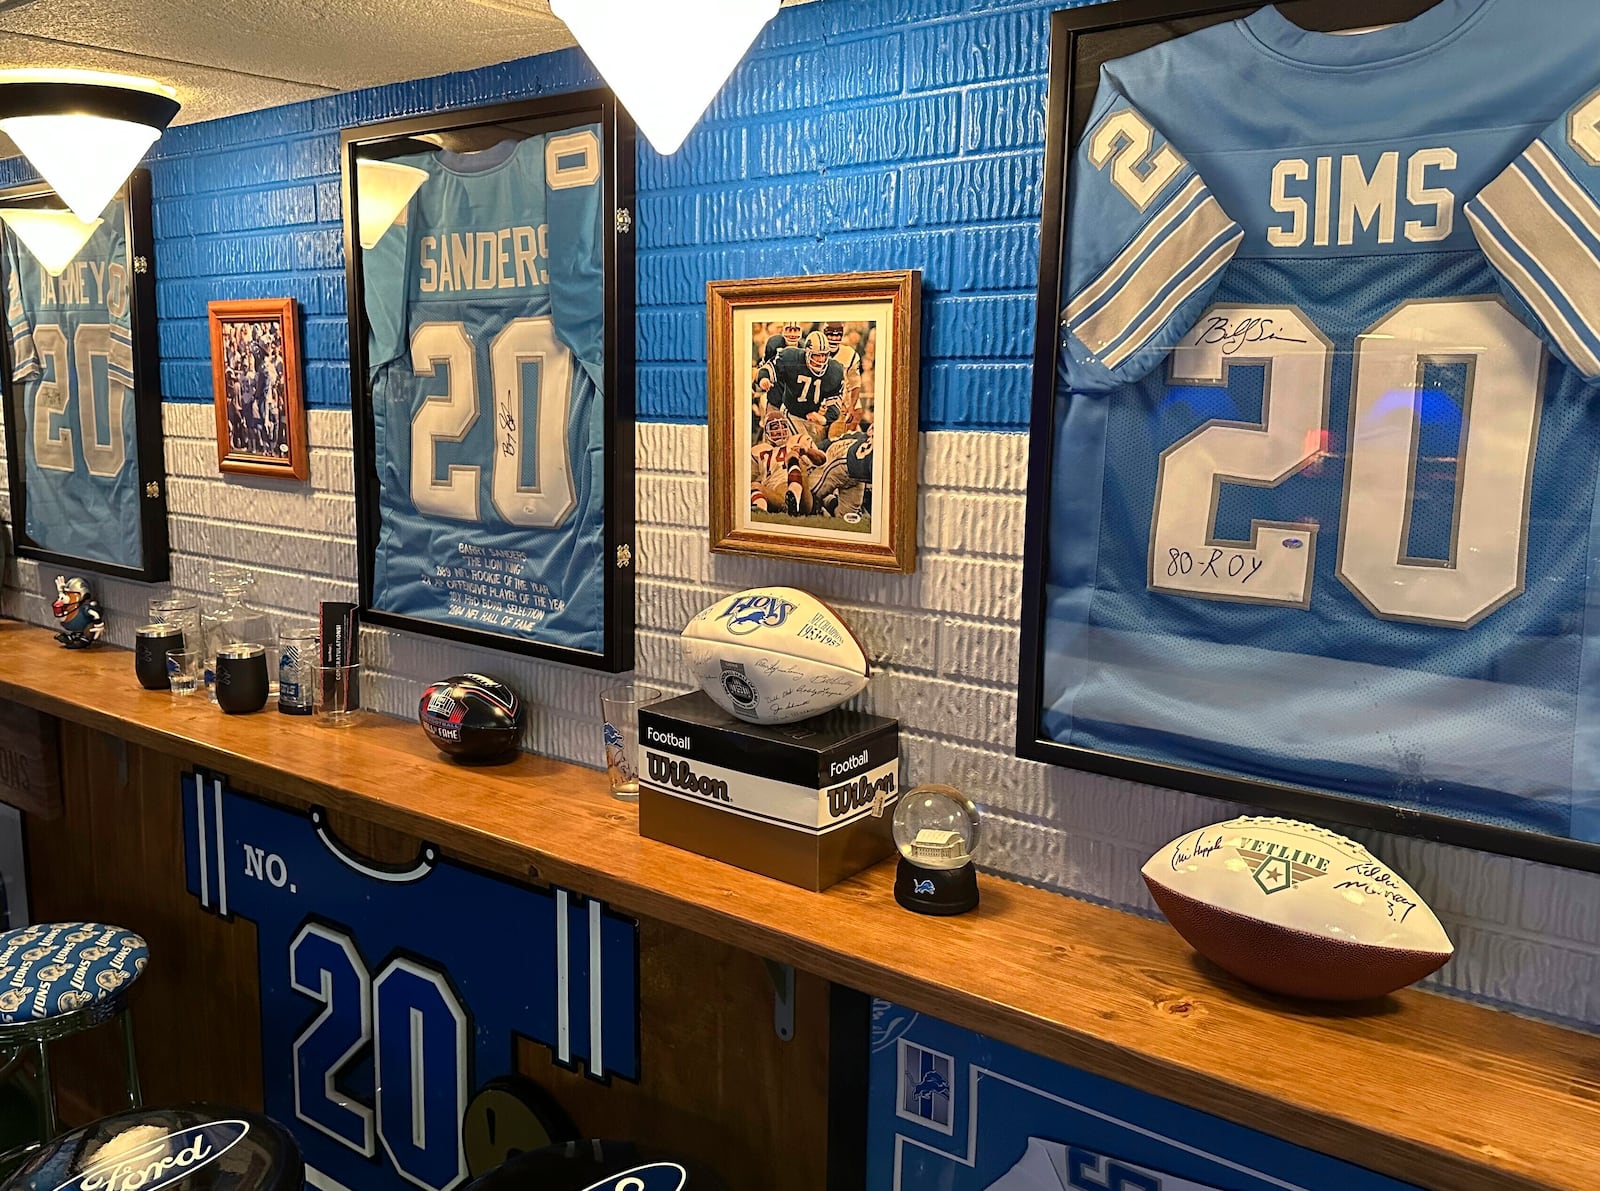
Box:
left=679, top=587, right=870, bottom=725
left=1142, top=816, right=1453, bottom=1000
left=418, top=674, right=524, bottom=762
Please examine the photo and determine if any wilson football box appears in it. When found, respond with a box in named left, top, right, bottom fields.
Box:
left=637, top=691, right=900, bottom=891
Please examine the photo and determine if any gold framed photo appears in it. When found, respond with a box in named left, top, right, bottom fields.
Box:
left=707, top=270, right=920, bottom=573
left=208, top=297, right=308, bottom=480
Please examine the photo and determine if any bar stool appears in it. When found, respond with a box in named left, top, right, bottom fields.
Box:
left=0, top=922, right=146, bottom=1141
left=1, top=1105, right=302, bottom=1190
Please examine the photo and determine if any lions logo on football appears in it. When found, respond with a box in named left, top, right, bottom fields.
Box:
left=717, top=594, right=796, bottom=635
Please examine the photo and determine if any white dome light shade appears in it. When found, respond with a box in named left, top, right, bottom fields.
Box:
left=550, top=0, right=779, bottom=155
left=0, top=207, right=103, bottom=276
left=356, top=159, right=430, bottom=250
left=2, top=116, right=157, bottom=222
left=0, top=74, right=179, bottom=223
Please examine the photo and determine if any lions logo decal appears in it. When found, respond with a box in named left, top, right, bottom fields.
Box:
left=56, top=989, right=94, bottom=1013
left=66, top=926, right=98, bottom=943
left=717, top=594, right=796, bottom=635
left=0, top=987, right=33, bottom=1014
left=35, top=963, right=71, bottom=984
left=96, top=969, right=131, bottom=992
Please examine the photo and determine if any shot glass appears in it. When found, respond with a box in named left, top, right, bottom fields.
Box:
left=598, top=683, right=663, bottom=801
left=316, top=664, right=362, bottom=728
left=166, top=648, right=202, bottom=698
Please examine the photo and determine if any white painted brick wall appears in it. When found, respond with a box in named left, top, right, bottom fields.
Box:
left=2, top=407, right=1597, bottom=1031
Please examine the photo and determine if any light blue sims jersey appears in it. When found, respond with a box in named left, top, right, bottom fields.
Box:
left=364, top=130, right=606, bottom=652
left=1045, top=0, right=1600, bottom=842
left=2, top=200, right=138, bottom=568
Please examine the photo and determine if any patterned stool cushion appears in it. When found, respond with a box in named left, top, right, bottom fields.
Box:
left=0, top=922, right=147, bottom=1023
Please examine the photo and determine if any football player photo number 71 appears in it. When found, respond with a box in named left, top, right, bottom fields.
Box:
left=707, top=270, right=920, bottom=574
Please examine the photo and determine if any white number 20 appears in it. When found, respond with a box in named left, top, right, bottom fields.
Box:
left=31, top=321, right=129, bottom=479
left=1150, top=297, right=1543, bottom=628
left=409, top=316, right=575, bottom=529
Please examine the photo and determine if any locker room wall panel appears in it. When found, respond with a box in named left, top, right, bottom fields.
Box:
left=0, top=0, right=1598, bottom=1036
left=21, top=729, right=836, bottom=1187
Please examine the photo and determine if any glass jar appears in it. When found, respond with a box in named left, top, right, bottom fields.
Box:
left=203, top=566, right=274, bottom=703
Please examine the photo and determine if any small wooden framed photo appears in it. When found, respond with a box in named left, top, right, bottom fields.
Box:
left=707, top=270, right=921, bottom=573
left=208, top=297, right=308, bottom=479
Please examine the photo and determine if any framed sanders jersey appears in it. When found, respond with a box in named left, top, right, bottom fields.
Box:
left=1020, top=0, right=1600, bottom=871
left=342, top=93, right=636, bottom=671
left=0, top=171, right=168, bottom=581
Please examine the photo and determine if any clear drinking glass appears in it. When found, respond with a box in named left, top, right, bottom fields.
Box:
left=278, top=628, right=318, bottom=716
left=599, top=683, right=663, bottom=800
left=316, top=664, right=361, bottom=728
left=148, top=596, right=201, bottom=642
left=166, top=648, right=202, bottom=697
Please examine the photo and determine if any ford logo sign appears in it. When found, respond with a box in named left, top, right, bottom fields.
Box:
left=51, top=1120, right=250, bottom=1191
left=579, top=1164, right=688, bottom=1191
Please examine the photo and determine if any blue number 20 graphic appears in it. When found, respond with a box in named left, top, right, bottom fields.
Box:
left=291, top=922, right=468, bottom=1191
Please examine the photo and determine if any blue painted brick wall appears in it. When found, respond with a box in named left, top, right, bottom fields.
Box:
left=20, top=0, right=1072, bottom=431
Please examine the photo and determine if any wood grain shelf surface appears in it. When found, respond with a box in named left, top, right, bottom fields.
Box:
left=0, top=620, right=1594, bottom=1191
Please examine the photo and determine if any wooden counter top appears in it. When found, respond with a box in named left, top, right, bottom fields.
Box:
left=1, top=620, right=1595, bottom=1190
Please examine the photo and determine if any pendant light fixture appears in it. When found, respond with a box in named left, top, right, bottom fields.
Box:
left=0, top=69, right=179, bottom=223
left=549, top=0, right=779, bottom=155
left=0, top=207, right=102, bottom=276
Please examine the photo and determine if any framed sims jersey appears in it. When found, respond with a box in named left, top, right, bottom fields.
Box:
left=343, top=93, right=636, bottom=671
left=0, top=172, right=168, bottom=580
left=1020, top=0, right=1600, bottom=870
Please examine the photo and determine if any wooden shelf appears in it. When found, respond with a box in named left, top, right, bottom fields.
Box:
left=0, top=620, right=1595, bottom=1191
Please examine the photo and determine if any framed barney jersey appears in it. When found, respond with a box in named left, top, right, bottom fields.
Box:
left=1019, top=0, right=1600, bottom=871
left=0, top=170, right=169, bottom=582
left=342, top=92, right=636, bottom=671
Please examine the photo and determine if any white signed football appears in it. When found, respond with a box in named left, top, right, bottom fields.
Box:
left=679, top=587, right=870, bottom=725
left=1142, top=816, right=1453, bottom=1000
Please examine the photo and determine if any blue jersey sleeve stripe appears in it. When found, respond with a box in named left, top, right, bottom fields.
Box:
left=1467, top=199, right=1600, bottom=378
left=1469, top=161, right=1600, bottom=376
left=1069, top=192, right=1237, bottom=360
left=1099, top=223, right=1243, bottom=372
left=1065, top=174, right=1205, bottom=328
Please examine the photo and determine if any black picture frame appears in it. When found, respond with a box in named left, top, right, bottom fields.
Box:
left=0, top=169, right=169, bottom=583
left=1018, top=0, right=1600, bottom=873
left=341, top=91, right=636, bottom=672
